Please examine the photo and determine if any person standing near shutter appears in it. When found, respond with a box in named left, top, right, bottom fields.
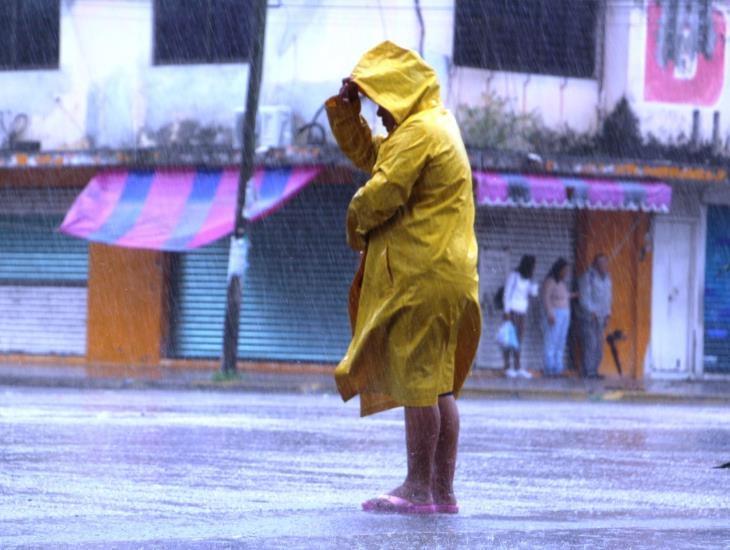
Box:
left=325, top=41, right=481, bottom=515
left=541, top=258, right=574, bottom=377
left=577, top=254, right=613, bottom=379
left=502, top=255, right=538, bottom=378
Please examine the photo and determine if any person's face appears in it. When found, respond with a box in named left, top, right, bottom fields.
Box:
left=377, top=105, right=397, bottom=133
left=559, top=265, right=570, bottom=281
left=596, top=256, right=610, bottom=276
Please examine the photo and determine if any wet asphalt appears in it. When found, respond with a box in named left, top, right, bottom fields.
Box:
left=1, top=387, right=728, bottom=549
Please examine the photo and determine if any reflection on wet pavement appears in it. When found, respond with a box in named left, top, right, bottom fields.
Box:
left=0, top=387, right=728, bottom=548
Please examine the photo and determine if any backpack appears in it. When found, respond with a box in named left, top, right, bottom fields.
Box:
left=493, top=286, right=505, bottom=311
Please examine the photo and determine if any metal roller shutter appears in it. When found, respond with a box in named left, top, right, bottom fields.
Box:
left=171, top=182, right=360, bottom=362
left=0, top=211, right=88, bottom=355
left=475, top=207, right=576, bottom=371
left=703, top=205, right=730, bottom=374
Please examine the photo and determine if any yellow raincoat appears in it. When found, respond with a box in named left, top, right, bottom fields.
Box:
left=326, top=41, right=481, bottom=416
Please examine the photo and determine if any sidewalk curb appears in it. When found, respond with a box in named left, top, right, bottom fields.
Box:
left=2, top=373, right=729, bottom=405
left=0, top=375, right=338, bottom=395
left=460, top=386, right=730, bottom=405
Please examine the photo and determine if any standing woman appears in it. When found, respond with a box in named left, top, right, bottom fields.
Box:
left=541, top=258, right=573, bottom=377
left=503, top=255, right=538, bottom=378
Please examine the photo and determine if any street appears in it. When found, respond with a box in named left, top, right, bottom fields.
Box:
left=1, top=386, right=728, bottom=549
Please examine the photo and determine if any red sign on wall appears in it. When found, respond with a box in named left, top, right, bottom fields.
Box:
left=644, top=2, right=726, bottom=106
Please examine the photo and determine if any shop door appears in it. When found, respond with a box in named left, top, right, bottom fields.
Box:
left=651, top=219, right=693, bottom=374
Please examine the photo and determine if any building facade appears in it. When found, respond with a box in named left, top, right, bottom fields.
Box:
left=1, top=0, right=729, bottom=379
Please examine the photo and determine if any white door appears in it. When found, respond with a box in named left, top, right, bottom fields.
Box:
left=651, top=220, right=693, bottom=373
left=476, top=247, right=511, bottom=369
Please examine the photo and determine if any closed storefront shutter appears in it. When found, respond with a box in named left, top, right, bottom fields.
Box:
left=0, top=210, right=88, bottom=355
left=171, top=183, right=360, bottom=362
left=475, top=208, right=576, bottom=370
left=704, top=205, right=730, bottom=374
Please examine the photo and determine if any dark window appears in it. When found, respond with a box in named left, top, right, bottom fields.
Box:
left=154, top=0, right=254, bottom=65
left=0, top=0, right=60, bottom=70
left=453, top=0, right=599, bottom=79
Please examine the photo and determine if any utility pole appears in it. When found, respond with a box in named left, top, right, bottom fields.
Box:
left=221, top=0, right=268, bottom=374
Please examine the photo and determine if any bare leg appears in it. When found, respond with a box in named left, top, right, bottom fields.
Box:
left=433, top=394, right=459, bottom=506
left=383, top=404, right=440, bottom=504
left=513, top=313, right=525, bottom=371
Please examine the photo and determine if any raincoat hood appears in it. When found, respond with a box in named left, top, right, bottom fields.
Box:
left=351, top=41, right=442, bottom=125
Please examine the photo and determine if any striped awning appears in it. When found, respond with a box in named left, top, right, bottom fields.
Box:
left=474, top=171, right=672, bottom=212
left=60, top=166, right=321, bottom=251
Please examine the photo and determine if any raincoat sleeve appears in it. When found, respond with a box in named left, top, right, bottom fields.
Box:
left=325, top=96, right=384, bottom=173
left=345, top=119, right=430, bottom=251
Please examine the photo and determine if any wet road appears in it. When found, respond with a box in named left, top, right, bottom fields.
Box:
left=1, top=387, right=728, bottom=549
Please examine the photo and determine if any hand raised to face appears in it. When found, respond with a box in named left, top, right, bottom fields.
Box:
left=338, top=77, right=361, bottom=108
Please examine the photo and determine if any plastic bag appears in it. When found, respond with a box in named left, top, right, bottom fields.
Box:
left=496, top=320, right=520, bottom=350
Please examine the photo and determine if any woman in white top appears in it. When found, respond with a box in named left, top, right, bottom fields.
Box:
left=503, top=255, right=538, bottom=378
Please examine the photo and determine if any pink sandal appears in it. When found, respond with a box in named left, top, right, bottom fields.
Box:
left=434, top=503, right=459, bottom=514
left=362, top=494, right=437, bottom=515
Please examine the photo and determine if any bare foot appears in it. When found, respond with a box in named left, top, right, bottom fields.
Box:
left=433, top=489, right=458, bottom=506
left=361, top=482, right=436, bottom=513
left=361, top=494, right=437, bottom=514
left=388, top=481, right=433, bottom=504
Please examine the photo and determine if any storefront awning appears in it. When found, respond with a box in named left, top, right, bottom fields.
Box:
left=474, top=171, right=672, bottom=212
left=60, top=166, right=321, bottom=251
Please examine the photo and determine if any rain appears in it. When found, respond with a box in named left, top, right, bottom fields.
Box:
left=1, top=0, right=729, bottom=547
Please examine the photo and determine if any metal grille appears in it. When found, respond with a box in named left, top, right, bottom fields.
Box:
left=0, top=212, right=88, bottom=355
left=475, top=207, right=576, bottom=371
left=0, top=214, right=88, bottom=283
left=171, top=183, right=360, bottom=362
left=704, top=205, right=730, bottom=374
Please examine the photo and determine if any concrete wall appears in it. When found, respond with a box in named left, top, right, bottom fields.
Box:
left=0, top=0, right=249, bottom=150
left=1, top=0, right=729, bottom=151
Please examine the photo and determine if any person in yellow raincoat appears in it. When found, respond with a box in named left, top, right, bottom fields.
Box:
left=325, top=41, right=481, bottom=515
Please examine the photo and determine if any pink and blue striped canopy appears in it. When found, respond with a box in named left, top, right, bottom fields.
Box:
left=60, top=166, right=321, bottom=251
left=474, top=171, right=672, bottom=212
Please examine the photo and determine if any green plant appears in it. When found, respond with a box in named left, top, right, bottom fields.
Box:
left=456, top=91, right=596, bottom=155
left=597, top=97, right=642, bottom=157
left=457, top=92, right=544, bottom=151
left=212, top=370, right=244, bottom=383
left=456, top=92, right=729, bottom=169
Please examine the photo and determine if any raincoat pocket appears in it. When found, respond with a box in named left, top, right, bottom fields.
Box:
left=348, top=250, right=367, bottom=334
left=384, top=246, right=394, bottom=286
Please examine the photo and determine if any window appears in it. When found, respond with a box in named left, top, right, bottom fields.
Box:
left=453, top=0, right=599, bottom=79
left=0, top=0, right=60, bottom=70
left=154, top=0, right=254, bottom=65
